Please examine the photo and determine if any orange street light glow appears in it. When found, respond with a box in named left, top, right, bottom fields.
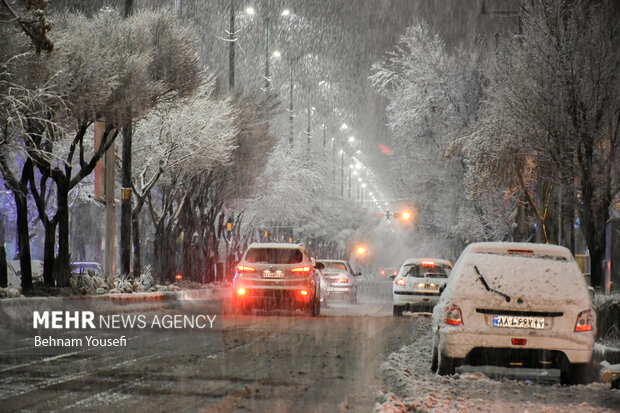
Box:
left=356, top=246, right=366, bottom=255
left=402, top=211, right=411, bottom=220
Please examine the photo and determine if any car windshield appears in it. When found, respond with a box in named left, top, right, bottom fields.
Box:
left=245, top=248, right=303, bottom=264
left=403, top=264, right=451, bottom=278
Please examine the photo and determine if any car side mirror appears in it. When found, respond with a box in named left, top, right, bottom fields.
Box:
left=315, top=262, right=325, bottom=270
left=439, top=285, right=445, bottom=294
left=389, top=275, right=396, bottom=280
left=355, top=271, right=361, bottom=277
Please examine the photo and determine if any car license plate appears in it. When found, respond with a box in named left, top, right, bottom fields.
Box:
left=493, top=315, right=545, bottom=329
left=263, top=271, right=285, bottom=279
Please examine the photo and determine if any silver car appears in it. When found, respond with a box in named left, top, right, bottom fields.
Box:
left=316, top=259, right=359, bottom=304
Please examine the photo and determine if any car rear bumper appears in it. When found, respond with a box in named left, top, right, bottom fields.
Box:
left=439, top=329, right=594, bottom=364
left=233, top=285, right=314, bottom=310
left=393, top=291, right=440, bottom=309
left=326, top=285, right=355, bottom=295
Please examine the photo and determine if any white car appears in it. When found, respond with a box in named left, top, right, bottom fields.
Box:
left=431, top=242, right=596, bottom=384
left=392, top=258, right=452, bottom=316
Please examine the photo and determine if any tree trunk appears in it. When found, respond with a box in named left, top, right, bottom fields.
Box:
left=42, top=220, right=56, bottom=287
left=55, top=176, right=71, bottom=287
left=131, top=201, right=142, bottom=279
left=15, top=190, right=33, bottom=293
left=0, top=213, right=7, bottom=288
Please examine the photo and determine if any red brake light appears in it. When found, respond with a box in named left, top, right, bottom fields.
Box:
left=291, top=266, right=311, bottom=273
left=574, top=309, right=594, bottom=332
left=299, top=289, right=308, bottom=296
left=511, top=338, right=527, bottom=345
left=444, top=303, right=463, bottom=326
left=237, top=265, right=255, bottom=272
left=381, top=270, right=386, bottom=275
left=337, top=277, right=348, bottom=284
left=421, top=260, right=435, bottom=266
left=392, top=270, right=398, bottom=276
left=395, top=278, right=406, bottom=286
left=236, top=288, right=246, bottom=296
left=175, top=274, right=183, bottom=280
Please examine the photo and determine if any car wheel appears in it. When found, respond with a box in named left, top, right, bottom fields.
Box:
left=437, top=351, right=456, bottom=375
left=393, top=305, right=404, bottom=317
left=431, top=345, right=438, bottom=373
left=560, top=362, right=596, bottom=385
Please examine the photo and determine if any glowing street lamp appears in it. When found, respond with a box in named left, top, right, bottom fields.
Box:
left=356, top=246, right=366, bottom=256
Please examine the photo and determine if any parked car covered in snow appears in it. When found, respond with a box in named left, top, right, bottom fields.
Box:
left=431, top=242, right=596, bottom=384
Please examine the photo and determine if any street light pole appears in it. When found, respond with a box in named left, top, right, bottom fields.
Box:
left=264, top=16, right=271, bottom=91
left=228, top=0, right=236, bottom=91
left=306, top=91, right=311, bottom=151
left=348, top=165, right=352, bottom=199
left=340, top=150, right=344, bottom=197
left=289, top=63, right=294, bottom=146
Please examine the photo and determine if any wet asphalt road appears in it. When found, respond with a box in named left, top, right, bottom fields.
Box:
left=0, top=285, right=424, bottom=413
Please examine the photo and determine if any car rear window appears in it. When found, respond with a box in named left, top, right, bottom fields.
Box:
left=245, top=248, right=304, bottom=264
left=403, top=264, right=451, bottom=278
left=322, top=262, right=347, bottom=271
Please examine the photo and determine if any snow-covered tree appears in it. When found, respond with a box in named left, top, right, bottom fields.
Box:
left=370, top=20, right=495, bottom=249
left=466, top=0, right=620, bottom=288
left=129, top=74, right=237, bottom=277
left=0, top=7, right=203, bottom=288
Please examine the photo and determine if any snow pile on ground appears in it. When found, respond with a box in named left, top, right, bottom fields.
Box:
left=0, top=286, right=22, bottom=298
left=375, top=316, right=620, bottom=413
left=67, top=266, right=196, bottom=295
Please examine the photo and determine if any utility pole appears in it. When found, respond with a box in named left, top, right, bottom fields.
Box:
left=120, top=0, right=133, bottom=276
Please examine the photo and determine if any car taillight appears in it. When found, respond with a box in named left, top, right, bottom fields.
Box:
left=395, top=278, right=406, bottom=286
left=421, top=260, right=435, bottom=266
left=416, top=282, right=425, bottom=288
left=392, top=270, right=398, bottom=276
left=236, top=288, right=246, bottom=296
left=291, top=266, right=311, bottom=274
left=337, top=277, right=348, bottom=284
left=511, top=338, right=527, bottom=345
left=237, top=265, right=255, bottom=272
left=444, top=303, right=463, bottom=326
left=381, top=270, right=386, bottom=275
left=574, top=309, right=594, bottom=332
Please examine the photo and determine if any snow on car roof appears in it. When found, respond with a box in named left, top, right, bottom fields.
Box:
left=401, top=258, right=453, bottom=267
left=248, top=242, right=304, bottom=249
left=462, top=242, right=574, bottom=261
